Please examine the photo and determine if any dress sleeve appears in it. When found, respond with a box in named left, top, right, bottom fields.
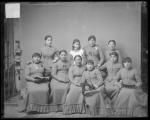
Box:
left=51, top=63, right=60, bottom=81
left=134, top=69, right=142, bottom=86
left=96, top=70, right=104, bottom=87
left=81, top=72, right=86, bottom=84
left=117, top=50, right=122, bottom=63
left=114, top=69, right=122, bottom=82
left=68, top=66, right=77, bottom=85
left=68, top=51, right=74, bottom=65
left=98, top=46, right=104, bottom=66
left=99, top=62, right=107, bottom=70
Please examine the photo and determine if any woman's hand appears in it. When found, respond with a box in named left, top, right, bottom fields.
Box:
left=114, top=82, right=122, bottom=88
left=135, top=82, right=142, bottom=88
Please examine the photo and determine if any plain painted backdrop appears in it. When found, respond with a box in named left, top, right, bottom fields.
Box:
left=19, top=2, right=141, bottom=86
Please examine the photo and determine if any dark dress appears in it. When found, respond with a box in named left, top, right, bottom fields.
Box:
left=81, top=69, right=107, bottom=116
left=41, top=45, right=58, bottom=76
left=18, top=61, right=50, bottom=113
left=49, top=60, right=71, bottom=112
left=63, top=65, right=85, bottom=114
left=113, top=68, right=147, bottom=117
left=100, top=61, right=122, bottom=107
left=83, top=44, right=104, bottom=67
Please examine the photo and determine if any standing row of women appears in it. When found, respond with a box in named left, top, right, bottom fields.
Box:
left=18, top=35, right=147, bottom=117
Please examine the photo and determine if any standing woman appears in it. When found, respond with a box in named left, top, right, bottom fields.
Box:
left=20, top=53, right=50, bottom=113
left=99, top=52, right=122, bottom=109
left=113, top=57, right=147, bottom=117
left=69, top=39, right=86, bottom=65
left=41, top=35, right=59, bottom=77
left=104, top=40, right=122, bottom=63
left=83, top=35, right=104, bottom=68
left=49, top=50, right=71, bottom=112
left=63, top=55, right=86, bottom=115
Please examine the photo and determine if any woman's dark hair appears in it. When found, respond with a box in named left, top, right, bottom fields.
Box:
left=74, top=55, right=82, bottom=61
left=122, top=57, right=132, bottom=64
left=44, top=35, right=52, bottom=41
left=108, top=40, right=116, bottom=45
left=109, top=52, right=119, bottom=62
left=32, top=52, right=41, bottom=58
left=59, top=50, right=67, bottom=55
left=88, top=35, right=96, bottom=41
left=86, top=60, right=94, bottom=65
left=72, top=39, right=81, bottom=50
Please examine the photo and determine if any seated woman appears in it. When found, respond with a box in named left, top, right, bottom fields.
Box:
left=63, top=55, right=86, bottom=115
left=69, top=39, right=86, bottom=65
left=81, top=60, right=107, bottom=116
left=18, top=53, right=50, bottom=113
left=99, top=52, right=122, bottom=109
left=49, top=50, right=71, bottom=112
left=113, top=57, right=147, bottom=117
left=104, top=40, right=122, bottom=63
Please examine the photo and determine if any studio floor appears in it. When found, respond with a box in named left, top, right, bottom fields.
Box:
left=3, top=95, right=115, bottom=118
left=3, top=94, right=147, bottom=118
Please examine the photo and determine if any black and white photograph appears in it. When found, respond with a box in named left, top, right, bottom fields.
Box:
left=1, top=1, right=148, bottom=118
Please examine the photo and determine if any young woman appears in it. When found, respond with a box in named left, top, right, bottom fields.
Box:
left=41, top=35, right=59, bottom=77
left=99, top=52, right=122, bottom=109
left=104, top=40, right=122, bottom=63
left=81, top=60, right=107, bottom=116
left=63, top=55, right=86, bottom=115
left=19, top=53, right=50, bottom=113
left=69, top=39, right=85, bottom=65
left=113, top=57, right=147, bottom=117
left=83, top=35, right=104, bottom=68
left=49, top=50, right=71, bottom=112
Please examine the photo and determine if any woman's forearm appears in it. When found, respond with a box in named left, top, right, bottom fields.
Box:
left=25, top=76, right=35, bottom=82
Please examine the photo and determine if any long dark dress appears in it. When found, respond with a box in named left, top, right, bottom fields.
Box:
left=41, top=45, right=58, bottom=76
left=83, top=44, right=104, bottom=67
left=81, top=69, right=107, bottom=116
left=113, top=68, right=147, bottom=117
left=49, top=60, right=71, bottom=112
left=63, top=65, right=85, bottom=114
left=100, top=61, right=122, bottom=108
left=19, top=61, right=50, bottom=113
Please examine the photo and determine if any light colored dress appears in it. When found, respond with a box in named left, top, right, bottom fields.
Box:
left=83, top=44, right=104, bottom=67
left=100, top=61, right=122, bottom=107
left=113, top=68, right=147, bottom=117
left=81, top=69, right=107, bottom=116
left=23, top=61, right=50, bottom=113
left=63, top=65, right=85, bottom=114
left=49, top=60, right=71, bottom=112
left=69, top=49, right=86, bottom=65
left=41, top=45, right=58, bottom=76
left=104, top=49, right=122, bottom=63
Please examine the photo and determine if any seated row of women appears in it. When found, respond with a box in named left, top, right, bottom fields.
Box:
left=18, top=35, right=147, bottom=117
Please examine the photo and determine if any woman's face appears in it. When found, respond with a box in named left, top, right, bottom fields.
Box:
left=73, top=42, right=80, bottom=50
left=108, top=42, right=116, bottom=50
left=75, top=56, right=82, bottom=66
left=86, top=63, right=94, bottom=71
left=110, top=55, right=118, bottom=63
left=124, top=62, right=132, bottom=69
left=89, top=38, right=96, bottom=47
left=60, top=52, right=67, bottom=61
left=33, top=56, right=41, bottom=64
left=45, top=37, right=52, bottom=46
